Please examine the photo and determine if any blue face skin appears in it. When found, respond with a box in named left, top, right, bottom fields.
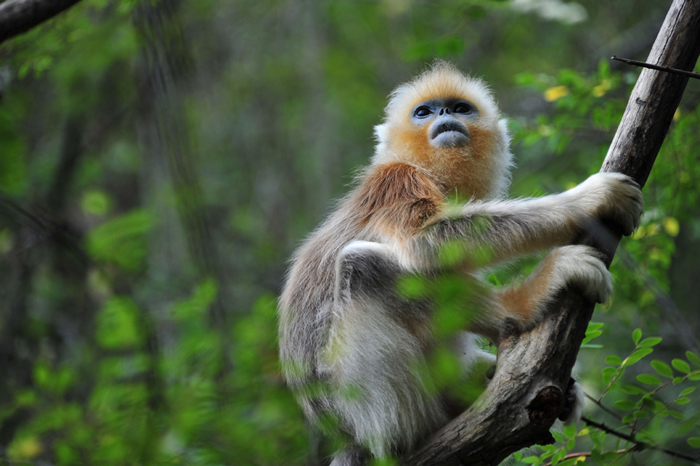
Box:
left=410, top=97, right=479, bottom=148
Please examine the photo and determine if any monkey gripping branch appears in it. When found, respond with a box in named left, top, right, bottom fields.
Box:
left=403, top=1, right=700, bottom=464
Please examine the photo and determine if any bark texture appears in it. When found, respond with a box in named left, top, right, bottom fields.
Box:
left=403, top=1, right=700, bottom=464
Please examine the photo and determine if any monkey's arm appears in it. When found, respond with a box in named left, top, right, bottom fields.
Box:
left=422, top=172, right=643, bottom=266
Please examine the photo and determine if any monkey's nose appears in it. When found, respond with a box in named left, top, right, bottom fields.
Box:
left=439, top=108, right=450, bottom=115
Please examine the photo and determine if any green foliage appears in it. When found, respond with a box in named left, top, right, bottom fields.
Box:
left=520, top=327, right=700, bottom=465
left=86, top=209, right=156, bottom=272
left=2, top=1, right=699, bottom=465
left=4, top=285, right=307, bottom=465
left=508, top=61, right=700, bottom=466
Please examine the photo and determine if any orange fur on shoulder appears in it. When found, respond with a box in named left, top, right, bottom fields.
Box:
left=350, top=163, right=445, bottom=236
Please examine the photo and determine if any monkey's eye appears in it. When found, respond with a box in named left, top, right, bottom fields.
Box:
left=453, top=103, right=473, bottom=114
left=413, top=106, right=432, bottom=118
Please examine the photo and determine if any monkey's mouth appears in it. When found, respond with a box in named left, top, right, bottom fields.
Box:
left=430, top=120, right=469, bottom=147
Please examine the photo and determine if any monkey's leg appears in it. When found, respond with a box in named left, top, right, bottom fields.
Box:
left=482, top=245, right=607, bottom=425
left=495, top=245, right=612, bottom=326
left=325, top=241, right=447, bottom=461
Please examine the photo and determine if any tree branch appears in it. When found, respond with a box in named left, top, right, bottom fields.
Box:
left=403, top=1, right=700, bottom=464
left=581, top=416, right=699, bottom=464
left=612, top=55, right=700, bottom=80
left=0, top=0, right=82, bottom=45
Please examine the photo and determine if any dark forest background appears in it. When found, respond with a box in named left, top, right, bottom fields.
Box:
left=2, top=0, right=700, bottom=464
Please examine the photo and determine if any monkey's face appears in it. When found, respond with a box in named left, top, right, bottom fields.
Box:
left=373, top=62, right=513, bottom=199
left=410, top=97, right=479, bottom=149
left=382, top=93, right=497, bottom=199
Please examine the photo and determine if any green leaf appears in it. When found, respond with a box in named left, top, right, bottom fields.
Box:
left=688, top=437, right=700, bottom=448
left=638, top=337, right=662, bottom=348
left=588, top=322, right=605, bottom=332
left=553, top=448, right=566, bottom=464
left=636, top=374, right=661, bottom=385
left=626, top=348, right=653, bottom=366
left=620, top=385, right=644, bottom=395
left=563, top=424, right=577, bottom=438
left=680, top=387, right=696, bottom=396
left=633, top=410, right=649, bottom=419
left=582, top=322, right=605, bottom=345
left=651, top=360, right=673, bottom=378
left=674, top=377, right=687, bottom=384
left=33, top=362, right=51, bottom=389
left=81, top=189, right=112, bottom=216
left=672, top=359, right=691, bottom=374
left=686, top=351, right=700, bottom=367
left=87, top=209, right=156, bottom=272
left=675, top=397, right=691, bottom=405
left=622, top=413, right=635, bottom=423
left=96, top=296, right=143, bottom=350
left=632, top=328, right=642, bottom=344
left=614, top=400, right=636, bottom=411
left=591, top=449, right=604, bottom=463
left=605, top=355, right=622, bottom=366
left=397, top=274, right=431, bottom=299
left=601, top=366, right=617, bottom=384
left=521, top=456, right=540, bottom=464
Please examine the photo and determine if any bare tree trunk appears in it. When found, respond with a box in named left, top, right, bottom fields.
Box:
left=404, top=1, right=700, bottom=464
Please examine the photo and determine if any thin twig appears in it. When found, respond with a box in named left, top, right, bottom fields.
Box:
left=611, top=55, right=700, bottom=80
left=582, top=416, right=639, bottom=444
left=585, top=392, right=625, bottom=422
left=542, top=449, right=631, bottom=466
left=582, top=416, right=700, bottom=464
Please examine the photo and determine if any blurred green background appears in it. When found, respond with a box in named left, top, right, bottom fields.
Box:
left=2, top=0, right=700, bottom=464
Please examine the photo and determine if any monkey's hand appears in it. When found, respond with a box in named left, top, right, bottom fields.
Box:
left=550, top=245, right=613, bottom=304
left=565, top=172, right=643, bottom=236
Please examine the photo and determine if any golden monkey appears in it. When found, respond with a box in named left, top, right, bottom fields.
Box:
left=278, top=62, right=643, bottom=465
